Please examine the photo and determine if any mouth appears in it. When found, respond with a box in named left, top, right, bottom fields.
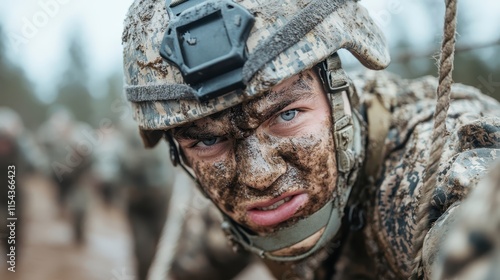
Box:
left=246, top=192, right=308, bottom=227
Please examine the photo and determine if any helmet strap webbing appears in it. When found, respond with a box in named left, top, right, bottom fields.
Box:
left=222, top=197, right=345, bottom=262
left=165, top=131, right=213, bottom=199
left=319, top=54, right=357, bottom=175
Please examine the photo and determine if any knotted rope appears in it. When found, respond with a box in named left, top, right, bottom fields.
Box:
left=410, top=0, right=458, bottom=279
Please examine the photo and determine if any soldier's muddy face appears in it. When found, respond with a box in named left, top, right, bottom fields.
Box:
left=173, top=69, right=337, bottom=234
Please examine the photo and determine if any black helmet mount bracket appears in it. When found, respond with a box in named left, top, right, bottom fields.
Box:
left=160, top=0, right=255, bottom=102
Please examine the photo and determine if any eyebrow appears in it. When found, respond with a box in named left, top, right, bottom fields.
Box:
left=172, top=124, right=221, bottom=140
left=250, top=86, right=316, bottom=122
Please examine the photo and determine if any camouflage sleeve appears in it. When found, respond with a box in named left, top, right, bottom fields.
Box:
left=357, top=71, right=500, bottom=279
left=421, top=117, right=500, bottom=279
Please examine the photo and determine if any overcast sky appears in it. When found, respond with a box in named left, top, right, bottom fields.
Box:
left=1, top=0, right=498, bottom=103
left=1, top=0, right=133, bottom=102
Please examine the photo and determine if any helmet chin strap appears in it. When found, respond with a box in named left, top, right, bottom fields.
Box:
left=221, top=189, right=351, bottom=262
left=220, top=53, right=364, bottom=262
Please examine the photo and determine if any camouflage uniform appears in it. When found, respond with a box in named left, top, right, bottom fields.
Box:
left=432, top=160, right=500, bottom=280
left=312, top=70, right=500, bottom=280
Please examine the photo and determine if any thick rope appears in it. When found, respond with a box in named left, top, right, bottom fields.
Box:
left=410, top=0, right=457, bottom=279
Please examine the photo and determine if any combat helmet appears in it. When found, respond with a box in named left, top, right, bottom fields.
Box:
left=123, top=0, right=390, bottom=261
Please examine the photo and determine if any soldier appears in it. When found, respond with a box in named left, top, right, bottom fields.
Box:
left=0, top=107, right=44, bottom=260
left=37, top=108, right=80, bottom=206
left=122, top=0, right=500, bottom=279
left=0, top=108, right=25, bottom=258
left=90, top=120, right=175, bottom=280
left=38, top=109, right=94, bottom=244
left=117, top=121, right=175, bottom=280
left=92, top=126, right=127, bottom=207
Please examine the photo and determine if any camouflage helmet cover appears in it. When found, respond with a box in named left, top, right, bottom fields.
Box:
left=123, top=0, right=390, bottom=146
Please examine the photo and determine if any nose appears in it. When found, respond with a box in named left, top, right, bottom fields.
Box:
left=236, top=135, right=286, bottom=191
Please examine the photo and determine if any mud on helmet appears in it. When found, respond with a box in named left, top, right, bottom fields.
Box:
left=122, top=0, right=389, bottom=261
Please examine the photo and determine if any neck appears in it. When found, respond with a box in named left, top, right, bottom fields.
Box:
left=262, top=229, right=348, bottom=280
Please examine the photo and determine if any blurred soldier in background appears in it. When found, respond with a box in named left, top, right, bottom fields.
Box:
left=92, top=125, right=127, bottom=207
left=37, top=108, right=94, bottom=245
left=38, top=108, right=77, bottom=206
left=93, top=120, right=175, bottom=280
left=0, top=107, right=46, bottom=259
left=120, top=121, right=173, bottom=280
left=0, top=107, right=25, bottom=257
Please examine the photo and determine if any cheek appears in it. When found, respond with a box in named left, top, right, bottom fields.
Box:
left=281, top=128, right=337, bottom=204
left=288, top=125, right=335, bottom=169
left=190, top=154, right=239, bottom=213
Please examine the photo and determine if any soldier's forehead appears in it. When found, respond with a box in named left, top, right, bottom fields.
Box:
left=242, top=71, right=317, bottom=115
left=173, top=69, right=320, bottom=134
left=199, top=71, right=321, bottom=129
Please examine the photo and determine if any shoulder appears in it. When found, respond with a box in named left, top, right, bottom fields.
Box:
left=352, top=70, right=500, bottom=164
left=353, top=70, right=500, bottom=278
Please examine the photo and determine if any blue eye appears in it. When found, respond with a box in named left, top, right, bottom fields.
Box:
left=280, top=110, right=298, bottom=121
left=200, top=138, right=218, bottom=146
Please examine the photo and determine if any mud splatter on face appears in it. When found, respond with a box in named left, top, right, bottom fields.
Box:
left=174, top=69, right=338, bottom=234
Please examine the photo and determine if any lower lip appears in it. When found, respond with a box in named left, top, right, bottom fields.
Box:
left=247, top=193, right=308, bottom=227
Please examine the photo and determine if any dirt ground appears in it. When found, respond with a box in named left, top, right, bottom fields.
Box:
left=0, top=175, right=135, bottom=280
left=0, top=175, right=273, bottom=280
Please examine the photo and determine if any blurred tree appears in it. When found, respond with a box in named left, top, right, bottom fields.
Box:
left=54, top=26, right=94, bottom=125
left=386, top=1, right=500, bottom=101
left=0, top=25, right=47, bottom=129
left=92, top=71, right=126, bottom=124
left=456, top=50, right=500, bottom=101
